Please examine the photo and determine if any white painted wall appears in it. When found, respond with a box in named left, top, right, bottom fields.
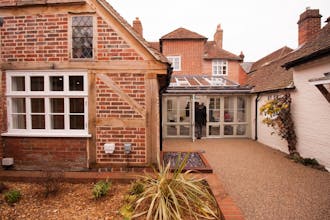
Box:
left=291, top=57, right=330, bottom=171
left=252, top=94, right=289, bottom=154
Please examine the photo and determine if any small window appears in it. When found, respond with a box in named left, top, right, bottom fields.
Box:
left=212, top=59, right=228, bottom=76
left=167, top=56, right=181, bottom=71
left=72, top=16, right=93, bottom=59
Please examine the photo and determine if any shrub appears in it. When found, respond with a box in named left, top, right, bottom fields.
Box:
left=4, top=190, right=21, bottom=205
left=92, top=180, right=111, bottom=199
left=40, top=170, right=64, bottom=198
left=129, top=180, right=144, bottom=195
left=122, top=154, right=221, bottom=220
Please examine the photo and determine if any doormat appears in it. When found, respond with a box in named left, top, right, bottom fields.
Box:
left=161, top=151, right=213, bottom=173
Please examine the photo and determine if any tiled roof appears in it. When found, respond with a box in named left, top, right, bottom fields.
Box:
left=97, top=0, right=169, bottom=63
left=161, top=28, right=207, bottom=40
left=204, top=41, right=242, bottom=61
left=241, top=62, right=254, bottom=73
left=149, top=42, right=160, bottom=52
left=283, top=20, right=330, bottom=69
left=250, top=46, right=293, bottom=73
left=246, top=47, right=294, bottom=93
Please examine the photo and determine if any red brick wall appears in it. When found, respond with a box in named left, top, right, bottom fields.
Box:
left=162, top=40, right=204, bottom=75
left=95, top=73, right=146, bottom=165
left=97, top=17, right=143, bottom=61
left=1, top=14, right=69, bottom=62
left=202, top=59, right=242, bottom=84
left=0, top=14, right=143, bottom=62
left=3, top=137, right=87, bottom=170
left=0, top=72, right=6, bottom=165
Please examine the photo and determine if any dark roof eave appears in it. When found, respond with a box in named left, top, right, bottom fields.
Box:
left=283, top=47, right=330, bottom=69
left=204, top=57, right=243, bottom=61
left=250, top=86, right=295, bottom=94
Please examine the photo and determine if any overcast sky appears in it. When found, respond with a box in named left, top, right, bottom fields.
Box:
left=108, top=0, right=330, bottom=61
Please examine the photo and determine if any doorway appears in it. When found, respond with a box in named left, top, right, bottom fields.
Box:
left=194, top=99, right=207, bottom=139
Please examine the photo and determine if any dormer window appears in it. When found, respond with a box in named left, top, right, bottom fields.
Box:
left=72, top=16, right=93, bottom=59
left=212, top=59, right=227, bottom=76
left=167, top=56, right=181, bottom=71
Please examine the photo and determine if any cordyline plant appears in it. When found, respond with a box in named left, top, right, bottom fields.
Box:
left=120, top=154, right=221, bottom=220
left=259, top=93, right=297, bottom=155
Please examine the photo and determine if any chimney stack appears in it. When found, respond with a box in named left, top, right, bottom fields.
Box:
left=214, top=24, right=223, bottom=49
left=133, top=17, right=143, bottom=37
left=298, top=8, right=321, bottom=46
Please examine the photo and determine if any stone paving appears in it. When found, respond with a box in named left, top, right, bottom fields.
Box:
left=163, top=138, right=330, bottom=220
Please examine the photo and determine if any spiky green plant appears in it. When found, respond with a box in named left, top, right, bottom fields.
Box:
left=92, top=180, right=111, bottom=199
left=126, top=154, right=221, bottom=220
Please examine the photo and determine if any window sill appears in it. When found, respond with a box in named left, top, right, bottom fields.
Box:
left=1, top=132, right=92, bottom=138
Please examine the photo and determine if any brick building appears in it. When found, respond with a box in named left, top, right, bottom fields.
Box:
left=152, top=25, right=250, bottom=140
left=0, top=0, right=170, bottom=170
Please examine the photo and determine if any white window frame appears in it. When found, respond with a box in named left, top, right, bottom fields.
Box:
left=212, top=59, right=228, bottom=76
left=167, top=56, right=181, bottom=71
left=3, top=70, right=90, bottom=137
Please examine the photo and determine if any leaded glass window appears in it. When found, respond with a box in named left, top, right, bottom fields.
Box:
left=72, top=16, right=93, bottom=59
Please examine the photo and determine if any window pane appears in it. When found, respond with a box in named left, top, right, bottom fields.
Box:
left=209, top=110, right=220, bottom=122
left=180, top=125, right=190, bottom=136
left=167, top=125, right=177, bottom=136
left=224, top=125, right=234, bottom=135
left=69, top=76, right=84, bottom=91
left=72, top=16, right=93, bottom=59
left=237, top=110, right=246, bottom=122
left=12, top=115, right=26, bottom=129
left=50, top=98, right=64, bottom=113
left=12, top=76, right=25, bottom=91
left=237, top=125, right=246, bottom=136
left=238, top=97, right=246, bottom=109
left=70, top=98, right=84, bottom=113
left=209, top=125, right=220, bottom=136
left=32, top=115, right=45, bottom=129
left=31, top=98, right=44, bottom=113
left=51, top=115, right=64, bottom=129
left=50, top=76, right=64, bottom=91
left=224, top=111, right=234, bottom=122
left=12, top=98, right=26, bottom=113
left=70, top=115, right=84, bottom=129
left=30, top=76, right=44, bottom=91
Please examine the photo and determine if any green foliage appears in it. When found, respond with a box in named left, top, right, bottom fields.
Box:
left=40, top=170, right=64, bottom=198
left=129, top=180, right=144, bottom=195
left=4, top=189, right=21, bottom=205
left=121, top=154, right=221, bottom=220
left=92, top=180, right=111, bottom=199
left=260, top=94, right=297, bottom=154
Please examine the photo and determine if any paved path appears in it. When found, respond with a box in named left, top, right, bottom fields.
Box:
left=163, top=139, right=330, bottom=220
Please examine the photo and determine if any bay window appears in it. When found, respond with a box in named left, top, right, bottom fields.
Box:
left=5, top=71, right=89, bottom=137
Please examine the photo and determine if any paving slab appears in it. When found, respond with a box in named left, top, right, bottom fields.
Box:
left=163, top=138, right=330, bottom=220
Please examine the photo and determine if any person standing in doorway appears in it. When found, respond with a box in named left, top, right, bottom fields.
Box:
left=195, top=103, right=206, bottom=139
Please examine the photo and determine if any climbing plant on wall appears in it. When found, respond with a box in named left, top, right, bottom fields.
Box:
left=259, top=93, right=298, bottom=155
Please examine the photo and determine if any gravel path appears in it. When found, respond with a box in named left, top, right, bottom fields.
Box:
left=163, top=139, right=330, bottom=220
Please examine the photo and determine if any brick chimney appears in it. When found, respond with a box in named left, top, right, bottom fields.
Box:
left=133, top=17, right=143, bottom=37
left=298, top=8, right=321, bottom=46
left=214, top=24, right=223, bottom=49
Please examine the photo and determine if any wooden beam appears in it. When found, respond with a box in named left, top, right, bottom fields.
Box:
left=96, top=118, right=145, bottom=128
left=1, top=61, right=168, bottom=72
left=88, top=71, right=97, bottom=167
left=316, top=84, right=330, bottom=103
left=97, top=74, right=146, bottom=117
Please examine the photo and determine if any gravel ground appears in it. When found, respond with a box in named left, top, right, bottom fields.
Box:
left=164, top=138, right=330, bottom=220
left=0, top=182, right=130, bottom=219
